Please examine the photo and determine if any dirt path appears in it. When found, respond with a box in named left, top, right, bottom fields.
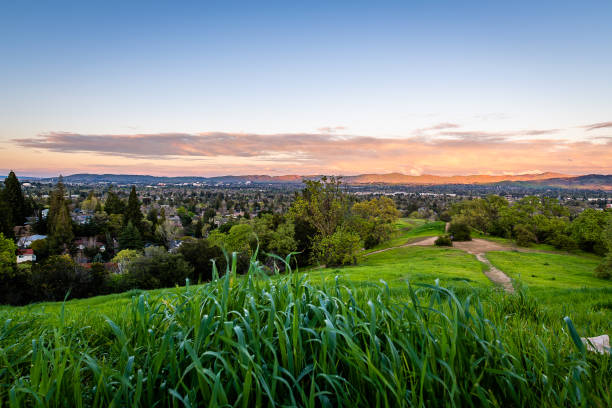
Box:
left=452, top=240, right=515, bottom=293
left=365, top=236, right=516, bottom=293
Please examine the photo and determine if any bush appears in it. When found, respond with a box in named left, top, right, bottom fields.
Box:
left=448, top=221, right=471, bottom=241
left=594, top=254, right=612, bottom=280
left=434, top=235, right=453, bottom=246
left=127, top=251, right=193, bottom=290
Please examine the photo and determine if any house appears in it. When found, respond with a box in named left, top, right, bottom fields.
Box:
left=17, top=249, right=36, bottom=263
left=17, top=234, right=47, bottom=248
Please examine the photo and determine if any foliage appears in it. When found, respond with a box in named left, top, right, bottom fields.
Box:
left=125, top=249, right=193, bottom=289
left=290, top=176, right=348, bottom=237
left=513, top=223, right=537, bottom=247
left=154, top=219, right=182, bottom=247
left=448, top=220, right=471, bottom=241
left=350, top=196, right=400, bottom=248
left=0, top=233, right=17, bottom=277
left=179, top=239, right=226, bottom=281
left=123, top=186, right=143, bottom=230
left=3, top=171, right=26, bottom=226
left=252, top=213, right=297, bottom=258
left=311, top=228, right=361, bottom=266
left=594, top=254, right=612, bottom=280
left=104, top=188, right=124, bottom=215
left=118, top=221, right=143, bottom=250
left=434, top=234, right=453, bottom=246
left=112, top=249, right=143, bottom=274
left=47, top=176, right=74, bottom=251
left=30, top=255, right=92, bottom=300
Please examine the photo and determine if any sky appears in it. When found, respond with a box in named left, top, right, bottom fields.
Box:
left=1, top=0, right=611, bottom=177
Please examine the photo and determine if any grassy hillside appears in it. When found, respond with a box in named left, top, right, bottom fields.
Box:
left=366, top=218, right=445, bottom=252
left=1, top=221, right=610, bottom=406
left=487, top=251, right=612, bottom=331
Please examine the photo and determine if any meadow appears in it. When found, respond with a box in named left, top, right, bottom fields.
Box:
left=0, top=221, right=610, bottom=407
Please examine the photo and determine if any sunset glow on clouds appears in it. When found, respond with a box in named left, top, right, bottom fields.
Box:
left=3, top=121, right=610, bottom=177
left=1, top=1, right=611, bottom=177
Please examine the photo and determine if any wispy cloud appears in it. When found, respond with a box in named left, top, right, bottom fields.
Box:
left=582, top=121, right=612, bottom=131
left=10, top=130, right=611, bottom=176
left=316, top=126, right=346, bottom=133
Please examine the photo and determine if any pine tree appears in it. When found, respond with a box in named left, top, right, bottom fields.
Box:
left=48, top=176, right=74, bottom=251
left=4, top=171, right=26, bottom=226
left=123, top=186, right=143, bottom=230
left=118, top=221, right=143, bottom=250
left=104, top=188, right=124, bottom=215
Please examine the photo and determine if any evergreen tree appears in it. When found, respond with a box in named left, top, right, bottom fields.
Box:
left=123, top=186, right=143, bottom=231
left=104, top=188, right=124, bottom=215
left=4, top=171, right=26, bottom=226
left=118, top=221, right=143, bottom=250
left=48, top=176, right=74, bottom=251
left=194, top=218, right=204, bottom=238
left=0, top=189, right=14, bottom=237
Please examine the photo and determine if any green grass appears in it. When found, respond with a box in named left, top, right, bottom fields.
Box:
left=367, top=219, right=445, bottom=252
left=312, top=246, right=492, bottom=293
left=0, top=256, right=610, bottom=407
left=487, top=251, right=612, bottom=332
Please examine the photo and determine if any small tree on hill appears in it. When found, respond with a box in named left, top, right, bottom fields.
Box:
left=448, top=220, right=471, bottom=241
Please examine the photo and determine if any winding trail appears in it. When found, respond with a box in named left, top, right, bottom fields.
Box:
left=365, top=223, right=516, bottom=292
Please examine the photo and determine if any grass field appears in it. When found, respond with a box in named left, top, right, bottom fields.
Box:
left=487, top=251, right=612, bottom=332
left=1, top=221, right=610, bottom=406
left=366, top=219, right=445, bottom=252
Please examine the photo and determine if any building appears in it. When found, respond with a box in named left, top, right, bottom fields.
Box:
left=17, top=234, right=47, bottom=248
left=16, top=249, right=36, bottom=263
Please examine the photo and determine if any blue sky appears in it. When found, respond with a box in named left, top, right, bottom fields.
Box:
left=1, top=1, right=611, bottom=176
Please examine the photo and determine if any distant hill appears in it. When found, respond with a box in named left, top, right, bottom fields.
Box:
left=519, top=174, right=612, bottom=191
left=24, top=172, right=612, bottom=190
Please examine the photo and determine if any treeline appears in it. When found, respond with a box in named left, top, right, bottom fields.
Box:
left=0, top=176, right=400, bottom=305
left=449, top=195, right=612, bottom=278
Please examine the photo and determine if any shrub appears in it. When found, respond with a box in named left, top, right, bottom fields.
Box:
left=448, top=220, right=472, bottom=241
left=435, top=235, right=453, bottom=246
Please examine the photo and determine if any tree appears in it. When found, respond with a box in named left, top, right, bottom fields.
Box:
left=0, top=233, right=17, bottom=278
left=311, top=228, right=361, bottom=266
left=81, top=190, right=101, bottom=211
left=127, top=251, right=193, bottom=289
left=118, top=221, right=143, bottom=250
left=448, top=219, right=472, bottom=241
left=3, top=171, right=26, bottom=226
left=350, top=197, right=400, bottom=248
left=155, top=220, right=182, bottom=247
left=48, top=177, right=74, bottom=251
left=123, top=186, right=143, bottom=230
left=179, top=239, right=225, bottom=281
left=30, top=255, right=91, bottom=301
left=104, top=188, right=124, bottom=215
left=570, top=209, right=609, bottom=255
left=0, top=188, right=15, bottom=237
left=112, top=249, right=143, bottom=274
left=290, top=176, right=348, bottom=238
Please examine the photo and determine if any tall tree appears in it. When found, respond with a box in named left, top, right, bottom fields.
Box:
left=4, top=171, right=26, bottom=226
left=118, top=221, right=143, bottom=250
left=104, top=188, right=124, bottom=215
left=123, top=186, right=143, bottom=231
left=48, top=176, right=74, bottom=250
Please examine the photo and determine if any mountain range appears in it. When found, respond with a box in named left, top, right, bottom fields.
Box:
left=21, top=172, right=612, bottom=190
